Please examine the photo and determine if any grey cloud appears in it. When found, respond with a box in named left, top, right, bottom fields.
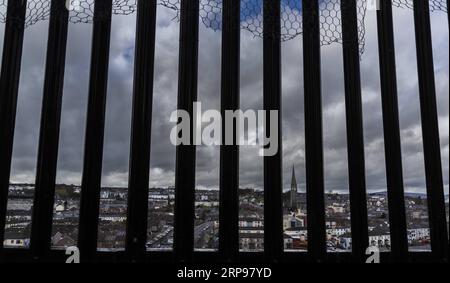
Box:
left=2, top=4, right=448, bottom=196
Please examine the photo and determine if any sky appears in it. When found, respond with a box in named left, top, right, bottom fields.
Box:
left=0, top=0, right=448, bottom=195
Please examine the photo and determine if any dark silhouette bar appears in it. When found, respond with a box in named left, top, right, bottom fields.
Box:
left=78, top=0, right=113, bottom=261
left=412, top=0, right=449, bottom=261
left=340, top=0, right=369, bottom=261
left=174, top=0, right=199, bottom=262
left=376, top=0, right=409, bottom=261
left=0, top=0, right=27, bottom=252
left=219, top=0, right=240, bottom=261
left=302, top=0, right=326, bottom=261
left=263, top=0, right=283, bottom=262
left=31, top=0, right=69, bottom=259
left=125, top=0, right=157, bottom=261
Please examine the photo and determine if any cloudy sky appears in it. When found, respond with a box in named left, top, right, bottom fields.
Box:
left=0, top=0, right=448, bottom=196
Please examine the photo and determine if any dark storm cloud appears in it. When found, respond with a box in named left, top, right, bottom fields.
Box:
left=8, top=22, right=49, bottom=182
left=55, top=22, right=92, bottom=184
left=3, top=4, right=448, bottom=195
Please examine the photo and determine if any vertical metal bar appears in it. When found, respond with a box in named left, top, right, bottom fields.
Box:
left=30, top=0, right=69, bottom=259
left=0, top=0, right=27, bottom=251
left=174, top=0, right=199, bottom=262
left=125, top=0, right=157, bottom=261
left=376, top=0, right=408, bottom=261
left=263, top=0, right=283, bottom=261
left=78, top=0, right=113, bottom=261
left=302, top=0, right=326, bottom=261
left=219, top=0, right=240, bottom=261
left=448, top=0, right=450, bottom=257
left=340, top=0, right=368, bottom=261
left=412, top=0, right=449, bottom=261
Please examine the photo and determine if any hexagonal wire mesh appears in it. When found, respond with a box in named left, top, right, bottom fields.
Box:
left=0, top=0, right=448, bottom=54
left=0, top=0, right=6, bottom=23
left=392, top=0, right=448, bottom=12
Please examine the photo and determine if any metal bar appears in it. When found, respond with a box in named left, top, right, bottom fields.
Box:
left=302, top=0, right=326, bottom=261
left=340, top=0, right=368, bottom=261
left=0, top=0, right=27, bottom=251
left=219, top=0, right=240, bottom=261
left=30, top=0, right=69, bottom=259
left=263, top=0, right=283, bottom=261
left=376, top=0, right=409, bottom=261
left=412, top=0, right=449, bottom=261
left=78, top=0, right=113, bottom=261
left=174, top=0, right=199, bottom=262
left=125, top=0, right=157, bottom=260
left=448, top=0, right=450, bottom=257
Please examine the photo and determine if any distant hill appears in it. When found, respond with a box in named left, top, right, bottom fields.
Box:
left=404, top=192, right=428, bottom=199
left=369, top=191, right=450, bottom=203
left=368, top=191, right=433, bottom=200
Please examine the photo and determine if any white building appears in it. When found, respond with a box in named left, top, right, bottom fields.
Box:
left=283, top=214, right=305, bottom=230
left=408, top=228, right=430, bottom=242
left=3, top=238, right=29, bottom=248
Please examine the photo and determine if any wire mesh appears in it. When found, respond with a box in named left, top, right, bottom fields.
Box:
left=0, top=0, right=448, bottom=52
left=0, top=0, right=7, bottom=24
left=392, top=0, right=447, bottom=12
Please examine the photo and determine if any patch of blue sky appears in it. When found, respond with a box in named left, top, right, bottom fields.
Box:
left=200, top=0, right=306, bottom=31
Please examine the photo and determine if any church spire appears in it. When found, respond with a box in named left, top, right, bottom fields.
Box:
left=290, top=165, right=297, bottom=209
left=291, top=165, right=297, bottom=189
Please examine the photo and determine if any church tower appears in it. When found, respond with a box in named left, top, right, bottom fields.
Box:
left=290, top=165, right=297, bottom=209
